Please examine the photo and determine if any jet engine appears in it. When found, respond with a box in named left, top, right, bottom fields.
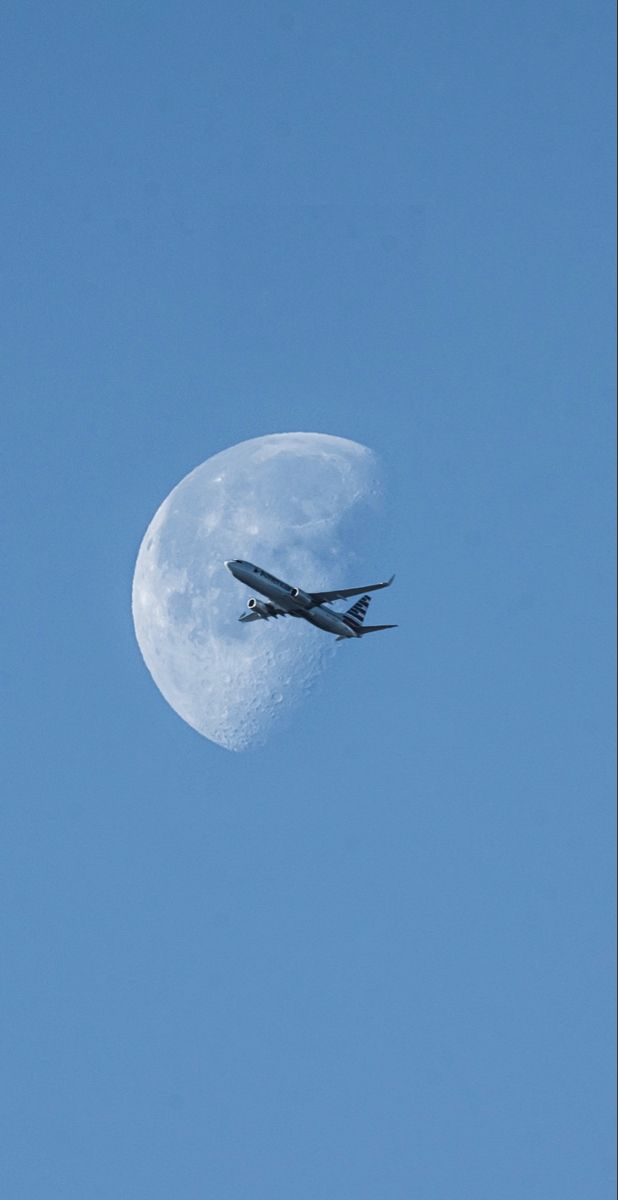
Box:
left=289, top=587, right=312, bottom=607
left=247, top=597, right=275, bottom=618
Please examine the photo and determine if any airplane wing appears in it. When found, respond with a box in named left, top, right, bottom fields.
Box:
left=238, top=606, right=288, bottom=623
left=308, top=574, right=395, bottom=606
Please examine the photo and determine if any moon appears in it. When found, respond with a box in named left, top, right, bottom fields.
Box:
left=132, top=432, right=382, bottom=751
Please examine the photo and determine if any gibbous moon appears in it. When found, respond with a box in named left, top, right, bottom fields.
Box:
left=132, top=432, right=382, bottom=751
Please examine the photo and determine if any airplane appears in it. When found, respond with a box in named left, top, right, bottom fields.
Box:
left=225, top=559, right=397, bottom=641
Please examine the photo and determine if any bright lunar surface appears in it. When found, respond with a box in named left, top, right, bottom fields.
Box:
left=132, top=432, right=383, bottom=751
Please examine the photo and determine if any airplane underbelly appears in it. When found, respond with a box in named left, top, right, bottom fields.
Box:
left=305, top=607, right=348, bottom=635
left=254, top=580, right=350, bottom=635
left=260, top=582, right=288, bottom=605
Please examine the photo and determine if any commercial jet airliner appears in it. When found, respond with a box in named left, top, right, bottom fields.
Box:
left=225, top=560, right=397, bottom=641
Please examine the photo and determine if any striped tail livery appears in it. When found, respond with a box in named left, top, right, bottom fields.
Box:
left=335, top=594, right=398, bottom=641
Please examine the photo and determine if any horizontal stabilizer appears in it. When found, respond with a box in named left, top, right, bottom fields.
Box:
left=358, top=623, right=398, bottom=635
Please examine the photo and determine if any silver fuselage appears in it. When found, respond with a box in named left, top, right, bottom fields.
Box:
left=225, top=560, right=361, bottom=638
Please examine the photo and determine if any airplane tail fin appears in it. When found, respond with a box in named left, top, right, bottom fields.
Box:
left=340, top=596, right=397, bottom=638
left=341, top=594, right=372, bottom=631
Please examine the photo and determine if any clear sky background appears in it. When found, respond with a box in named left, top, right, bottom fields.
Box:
left=1, top=3, right=615, bottom=1197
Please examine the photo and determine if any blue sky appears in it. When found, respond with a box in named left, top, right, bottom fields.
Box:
left=1, top=2, right=615, bottom=1197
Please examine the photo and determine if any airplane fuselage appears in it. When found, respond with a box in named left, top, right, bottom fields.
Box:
left=225, top=560, right=363, bottom=638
